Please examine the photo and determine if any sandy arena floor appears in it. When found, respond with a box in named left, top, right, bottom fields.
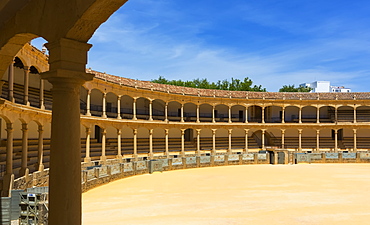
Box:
left=82, top=164, right=370, bottom=225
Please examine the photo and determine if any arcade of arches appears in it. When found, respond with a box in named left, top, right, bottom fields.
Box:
left=1, top=1, right=370, bottom=225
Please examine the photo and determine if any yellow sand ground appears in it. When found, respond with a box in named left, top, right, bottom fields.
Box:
left=82, top=164, right=370, bottom=225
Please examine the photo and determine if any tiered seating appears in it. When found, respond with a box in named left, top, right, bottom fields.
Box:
left=272, top=137, right=336, bottom=150
left=342, top=137, right=370, bottom=149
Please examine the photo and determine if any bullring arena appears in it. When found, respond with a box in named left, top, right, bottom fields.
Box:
left=1, top=43, right=370, bottom=224
left=1, top=1, right=370, bottom=224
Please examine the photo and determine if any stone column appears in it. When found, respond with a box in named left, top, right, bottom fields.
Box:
left=23, top=66, right=30, bottom=106
left=180, top=104, right=184, bottom=122
left=298, top=129, right=302, bottom=152
left=84, top=127, right=91, bottom=163
left=261, top=129, right=265, bottom=149
left=41, top=38, right=93, bottom=225
left=117, top=129, right=122, bottom=159
left=353, top=107, right=356, bottom=123
left=39, top=79, right=45, bottom=109
left=353, top=129, right=357, bottom=152
left=165, top=129, right=169, bottom=157
left=8, top=61, right=14, bottom=102
left=282, top=107, right=285, bottom=123
left=117, top=96, right=122, bottom=119
left=133, top=129, right=138, bottom=159
left=86, top=90, right=91, bottom=116
left=37, top=125, right=44, bottom=171
left=19, top=123, right=29, bottom=176
left=100, top=128, right=107, bottom=161
left=212, top=129, right=217, bottom=155
left=196, top=104, right=200, bottom=123
left=164, top=102, right=168, bottom=122
left=281, top=129, right=285, bottom=149
left=133, top=98, right=137, bottom=120
left=316, top=130, right=320, bottom=152
left=149, top=100, right=153, bottom=121
left=102, top=93, right=107, bottom=118
left=244, top=129, right=249, bottom=153
left=299, top=107, right=302, bottom=123
left=212, top=105, right=215, bottom=123
left=196, top=129, right=201, bottom=156
left=316, top=106, right=320, bottom=123
left=181, top=129, right=185, bottom=156
left=2, top=123, right=14, bottom=197
left=149, top=129, right=153, bottom=158
left=335, top=107, right=338, bottom=123
left=228, top=129, right=232, bottom=154
left=228, top=106, right=232, bottom=123
left=334, top=129, right=338, bottom=152
left=245, top=106, right=248, bottom=123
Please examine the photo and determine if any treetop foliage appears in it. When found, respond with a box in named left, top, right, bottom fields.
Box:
left=279, top=84, right=312, bottom=92
left=151, top=76, right=266, bottom=92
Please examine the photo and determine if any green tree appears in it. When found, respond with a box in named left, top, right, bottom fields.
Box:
left=279, top=85, right=312, bottom=92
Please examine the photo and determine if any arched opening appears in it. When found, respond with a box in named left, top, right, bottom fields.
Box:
left=121, top=126, right=134, bottom=157
left=319, top=106, right=335, bottom=123
left=199, top=103, right=212, bottom=122
left=152, top=99, right=165, bottom=121
left=284, top=106, right=299, bottom=123
left=214, top=104, right=228, bottom=123
left=137, top=127, right=149, bottom=156
left=167, top=101, right=181, bottom=122
left=136, top=97, right=150, bottom=120
left=168, top=128, right=181, bottom=155
left=248, top=105, right=262, bottom=123
left=152, top=128, right=165, bottom=155
left=265, top=106, right=282, bottom=123
left=302, top=106, right=317, bottom=123
left=121, top=95, right=133, bottom=119
left=337, top=106, right=354, bottom=122
left=106, top=92, right=118, bottom=118
left=231, top=105, right=245, bottom=122
left=356, top=106, right=370, bottom=122
left=184, top=103, right=196, bottom=122
left=90, top=89, right=104, bottom=117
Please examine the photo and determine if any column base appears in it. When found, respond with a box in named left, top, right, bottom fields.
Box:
left=38, top=164, right=44, bottom=171
left=117, top=116, right=122, bottom=120
left=86, top=112, right=91, bottom=116
left=133, top=154, right=138, bottom=160
left=40, top=105, right=45, bottom=110
left=102, top=115, right=107, bottom=119
left=100, top=156, right=107, bottom=162
left=84, top=157, right=91, bottom=163
left=1, top=173, right=14, bottom=197
left=19, top=167, right=29, bottom=177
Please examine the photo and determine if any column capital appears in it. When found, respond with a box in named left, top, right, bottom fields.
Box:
left=353, top=129, right=357, bottom=133
left=196, top=129, right=202, bottom=134
left=23, top=66, right=30, bottom=71
left=165, top=129, right=169, bottom=135
left=85, top=127, right=91, bottom=134
left=316, top=129, right=320, bottom=134
left=101, top=128, right=107, bottom=135
left=38, top=125, right=44, bottom=133
left=117, top=95, right=122, bottom=100
left=21, top=123, right=28, bottom=131
left=133, top=129, right=138, bottom=135
left=149, top=129, right=153, bottom=135
left=298, top=129, right=302, bottom=134
left=41, top=69, right=93, bottom=85
left=181, top=129, right=186, bottom=135
left=212, top=129, right=217, bottom=134
left=6, top=123, right=12, bottom=131
left=281, top=129, right=285, bottom=133
left=244, top=129, right=249, bottom=133
left=117, top=129, right=122, bottom=135
left=228, top=129, right=233, bottom=134
left=261, top=129, right=266, bottom=133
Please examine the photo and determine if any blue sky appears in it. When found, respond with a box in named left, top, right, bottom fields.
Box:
left=33, top=0, right=370, bottom=92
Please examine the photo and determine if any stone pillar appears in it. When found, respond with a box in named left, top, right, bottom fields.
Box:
left=196, top=104, right=200, bottom=123
left=245, top=106, right=248, bottom=123
left=228, top=129, right=232, bottom=154
left=228, top=106, right=232, bottom=123
left=298, top=129, right=302, bottom=152
left=117, top=129, right=122, bottom=159
left=84, top=127, right=91, bottom=163
left=181, top=129, right=185, bottom=156
left=334, top=129, right=338, bottom=152
left=41, top=38, right=93, bottom=225
left=117, top=96, right=122, bottom=119
left=133, top=98, right=137, bottom=120
left=282, top=107, right=285, bottom=123
left=261, top=129, right=265, bottom=149
left=102, top=93, right=107, bottom=118
left=149, top=100, right=153, bottom=121
left=37, top=125, right=44, bottom=171
left=196, top=129, right=201, bottom=156
left=19, top=123, right=29, bottom=176
left=8, top=61, right=14, bottom=102
left=180, top=104, right=184, bottom=122
left=39, top=79, right=45, bottom=109
left=133, top=129, right=138, bottom=159
left=316, top=130, right=320, bottom=152
left=281, top=129, right=285, bottom=149
left=244, top=129, right=249, bottom=153
left=164, top=102, right=168, bottom=122
left=353, top=129, right=357, bottom=152
left=335, top=107, right=338, bottom=123
left=23, top=66, right=30, bottom=106
left=262, top=106, right=265, bottom=123
left=316, top=106, right=320, bottom=123
left=299, top=107, right=302, bottom=123
left=212, top=105, right=215, bottom=123
left=212, top=129, right=217, bottom=155
left=149, top=129, right=153, bottom=158
left=2, top=122, right=14, bottom=197
left=165, top=129, right=169, bottom=157
left=86, top=90, right=91, bottom=116
left=100, top=128, right=107, bottom=161
left=353, top=107, right=356, bottom=123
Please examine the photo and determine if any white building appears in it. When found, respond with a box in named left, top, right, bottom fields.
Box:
left=300, top=81, right=351, bottom=93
